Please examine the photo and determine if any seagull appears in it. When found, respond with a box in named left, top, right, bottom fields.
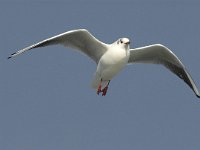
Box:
left=8, top=29, right=200, bottom=98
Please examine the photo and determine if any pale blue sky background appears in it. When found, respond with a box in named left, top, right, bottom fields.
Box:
left=1, top=0, right=200, bottom=150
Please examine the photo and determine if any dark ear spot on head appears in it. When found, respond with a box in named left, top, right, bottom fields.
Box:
left=117, top=39, right=121, bottom=44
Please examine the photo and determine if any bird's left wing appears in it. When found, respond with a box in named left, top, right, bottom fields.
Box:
left=128, top=44, right=200, bottom=98
left=8, top=29, right=108, bottom=63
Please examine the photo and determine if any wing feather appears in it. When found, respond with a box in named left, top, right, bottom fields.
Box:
left=8, top=29, right=108, bottom=63
left=128, top=44, right=200, bottom=98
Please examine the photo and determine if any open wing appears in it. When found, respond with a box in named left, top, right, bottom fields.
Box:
left=128, top=44, right=200, bottom=98
left=8, top=29, right=108, bottom=63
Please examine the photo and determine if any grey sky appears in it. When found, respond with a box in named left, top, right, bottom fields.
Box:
left=1, top=0, right=200, bottom=150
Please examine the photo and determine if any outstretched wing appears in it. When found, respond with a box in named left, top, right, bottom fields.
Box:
left=128, top=44, right=200, bottom=98
left=8, top=29, right=108, bottom=63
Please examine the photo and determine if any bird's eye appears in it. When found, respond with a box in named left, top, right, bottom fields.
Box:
left=120, top=39, right=123, bottom=44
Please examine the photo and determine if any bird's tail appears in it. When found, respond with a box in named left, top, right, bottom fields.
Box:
left=91, top=72, right=101, bottom=89
left=91, top=72, right=108, bottom=90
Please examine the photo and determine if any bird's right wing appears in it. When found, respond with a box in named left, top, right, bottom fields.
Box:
left=8, top=29, right=108, bottom=63
left=128, top=44, right=200, bottom=98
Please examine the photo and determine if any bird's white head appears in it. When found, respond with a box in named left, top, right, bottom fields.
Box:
left=116, top=38, right=130, bottom=49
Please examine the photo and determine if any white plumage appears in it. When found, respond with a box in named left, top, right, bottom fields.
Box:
left=8, top=29, right=200, bottom=98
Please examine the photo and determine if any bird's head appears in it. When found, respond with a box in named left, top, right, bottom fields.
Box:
left=116, top=38, right=130, bottom=49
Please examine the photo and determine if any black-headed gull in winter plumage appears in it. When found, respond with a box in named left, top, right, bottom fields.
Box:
left=8, top=29, right=200, bottom=98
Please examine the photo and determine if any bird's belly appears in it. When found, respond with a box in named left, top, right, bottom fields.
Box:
left=101, top=62, right=126, bottom=79
left=97, top=52, right=129, bottom=80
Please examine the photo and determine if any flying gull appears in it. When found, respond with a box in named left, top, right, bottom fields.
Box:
left=8, top=29, right=200, bottom=98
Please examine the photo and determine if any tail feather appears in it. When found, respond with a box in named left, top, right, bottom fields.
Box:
left=91, top=72, right=109, bottom=90
left=91, top=73, right=101, bottom=89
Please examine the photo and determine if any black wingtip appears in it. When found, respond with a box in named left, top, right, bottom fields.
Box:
left=195, top=91, right=200, bottom=98
left=8, top=52, right=16, bottom=59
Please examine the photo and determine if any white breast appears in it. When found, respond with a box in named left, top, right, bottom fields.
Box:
left=96, top=45, right=130, bottom=80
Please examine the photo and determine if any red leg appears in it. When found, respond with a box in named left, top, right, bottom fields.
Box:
left=101, top=80, right=110, bottom=96
left=102, top=86, right=108, bottom=96
left=97, top=79, right=102, bottom=95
